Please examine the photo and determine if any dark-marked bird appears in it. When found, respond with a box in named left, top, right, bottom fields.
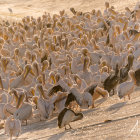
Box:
left=84, top=84, right=109, bottom=108
left=119, top=54, right=134, bottom=84
left=65, top=87, right=93, bottom=109
left=47, top=73, right=70, bottom=96
left=103, top=64, right=120, bottom=96
left=58, top=108, right=83, bottom=130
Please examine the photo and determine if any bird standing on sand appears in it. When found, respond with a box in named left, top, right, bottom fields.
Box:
left=58, top=108, right=83, bottom=130
left=5, top=115, right=21, bottom=140
left=8, top=8, right=13, bottom=14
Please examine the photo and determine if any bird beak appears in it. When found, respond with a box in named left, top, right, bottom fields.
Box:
left=42, top=65, right=45, bottom=72
left=0, top=76, right=3, bottom=90
left=50, top=75, right=55, bottom=84
left=33, top=97, right=38, bottom=105
left=12, top=90, right=19, bottom=105
left=30, top=69, right=35, bottom=76
left=2, top=59, right=9, bottom=72
left=30, top=88, right=35, bottom=96
left=42, top=64, right=47, bottom=72
left=39, top=85, right=45, bottom=99
left=24, top=66, right=29, bottom=79
left=24, top=66, right=33, bottom=79
left=16, top=94, right=24, bottom=108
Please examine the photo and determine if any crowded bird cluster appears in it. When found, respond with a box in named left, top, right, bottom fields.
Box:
left=0, top=2, right=140, bottom=140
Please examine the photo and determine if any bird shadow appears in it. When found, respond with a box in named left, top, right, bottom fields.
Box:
left=95, top=98, right=107, bottom=107
left=82, top=107, right=99, bottom=115
left=20, top=117, right=58, bottom=135
left=106, top=102, right=127, bottom=114
left=47, top=131, right=66, bottom=140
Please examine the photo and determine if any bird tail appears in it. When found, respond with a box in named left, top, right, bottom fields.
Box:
left=72, top=113, right=83, bottom=122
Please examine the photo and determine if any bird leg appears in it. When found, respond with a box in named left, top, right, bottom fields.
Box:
left=65, top=124, right=72, bottom=130
left=68, top=124, right=72, bottom=129
left=92, top=101, right=95, bottom=108
left=65, top=125, right=68, bottom=130
left=113, top=89, right=115, bottom=95
left=128, top=94, right=131, bottom=100
left=9, top=130, right=12, bottom=140
left=25, top=119, right=28, bottom=125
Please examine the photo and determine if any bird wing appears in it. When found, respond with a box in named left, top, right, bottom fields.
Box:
left=48, top=84, right=67, bottom=96
left=14, top=104, right=32, bottom=120
left=58, top=108, right=68, bottom=128
left=84, top=84, right=97, bottom=96
left=65, top=93, right=76, bottom=107
left=117, top=82, right=133, bottom=98
left=135, top=68, right=140, bottom=86
left=104, top=74, right=119, bottom=92
left=37, top=98, right=49, bottom=119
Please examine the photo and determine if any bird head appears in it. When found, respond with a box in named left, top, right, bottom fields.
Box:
left=23, top=64, right=34, bottom=79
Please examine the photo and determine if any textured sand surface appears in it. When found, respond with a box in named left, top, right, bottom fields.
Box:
left=1, top=90, right=140, bottom=140
left=0, top=0, right=139, bottom=20
left=0, top=0, right=140, bottom=140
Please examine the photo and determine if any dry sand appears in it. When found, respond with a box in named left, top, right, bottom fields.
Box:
left=0, top=0, right=140, bottom=140
left=0, top=0, right=139, bottom=20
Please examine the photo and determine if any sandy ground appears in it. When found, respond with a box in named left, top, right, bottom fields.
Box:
left=0, top=0, right=140, bottom=140
left=0, top=0, right=139, bottom=20
left=1, top=89, right=140, bottom=140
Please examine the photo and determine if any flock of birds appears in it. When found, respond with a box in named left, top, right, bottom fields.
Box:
left=0, top=2, right=140, bottom=140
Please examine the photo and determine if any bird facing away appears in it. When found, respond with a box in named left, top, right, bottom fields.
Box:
left=5, top=115, right=21, bottom=140
left=58, top=108, right=83, bottom=130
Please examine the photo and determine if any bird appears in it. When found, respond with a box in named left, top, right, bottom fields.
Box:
left=4, top=115, right=21, bottom=140
left=58, top=108, right=83, bottom=130
left=103, top=64, right=120, bottom=96
left=117, top=70, right=137, bottom=100
left=65, top=87, right=93, bottom=109
left=36, top=84, right=54, bottom=120
left=10, top=64, right=34, bottom=89
left=8, top=8, right=13, bottom=14
left=14, top=92, right=32, bottom=125
left=84, top=84, right=109, bottom=108
left=47, top=73, right=70, bottom=96
left=119, top=54, right=134, bottom=83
